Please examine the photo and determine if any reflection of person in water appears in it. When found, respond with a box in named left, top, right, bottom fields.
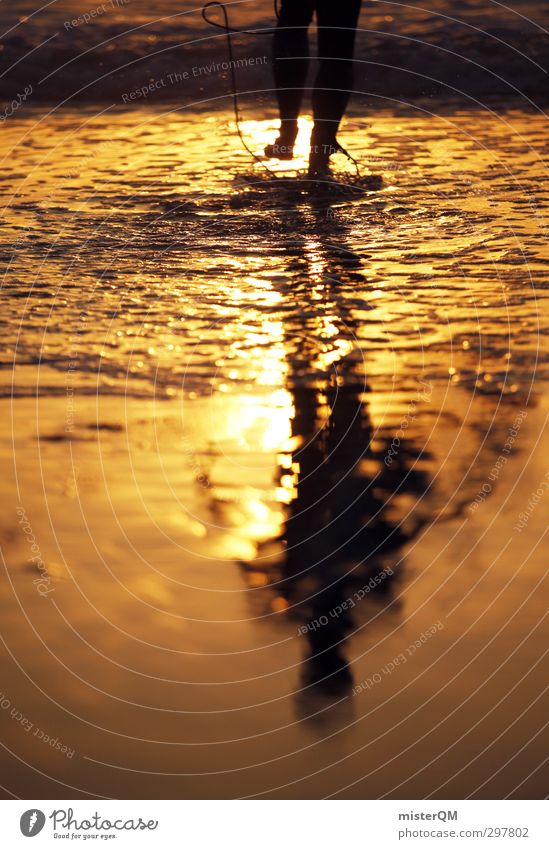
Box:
left=265, top=0, right=362, bottom=176
left=280, top=365, right=375, bottom=695
left=262, top=210, right=430, bottom=703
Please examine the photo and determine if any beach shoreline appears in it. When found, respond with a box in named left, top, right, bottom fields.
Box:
left=1, top=97, right=548, bottom=797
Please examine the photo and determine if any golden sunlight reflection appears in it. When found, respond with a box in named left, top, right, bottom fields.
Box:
left=303, top=239, right=329, bottom=285
left=202, top=280, right=297, bottom=559
left=239, top=116, right=313, bottom=171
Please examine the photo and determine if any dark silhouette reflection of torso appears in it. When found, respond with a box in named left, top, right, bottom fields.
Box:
left=250, top=199, right=430, bottom=714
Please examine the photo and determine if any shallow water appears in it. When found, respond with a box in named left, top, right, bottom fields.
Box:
left=0, top=106, right=548, bottom=798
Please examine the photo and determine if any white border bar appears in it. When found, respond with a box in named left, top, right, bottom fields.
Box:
left=1, top=800, right=548, bottom=848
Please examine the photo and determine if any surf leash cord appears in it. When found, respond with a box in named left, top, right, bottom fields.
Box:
left=201, top=1, right=280, bottom=180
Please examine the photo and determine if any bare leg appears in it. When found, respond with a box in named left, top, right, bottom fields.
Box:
left=309, top=0, right=362, bottom=174
left=265, top=0, right=315, bottom=158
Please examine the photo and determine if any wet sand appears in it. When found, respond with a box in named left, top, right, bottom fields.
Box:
left=0, top=106, right=548, bottom=798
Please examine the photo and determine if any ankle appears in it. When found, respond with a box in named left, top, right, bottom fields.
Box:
left=278, top=121, right=298, bottom=143
left=308, top=155, right=331, bottom=177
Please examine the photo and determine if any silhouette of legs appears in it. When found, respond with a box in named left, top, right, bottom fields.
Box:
left=267, top=0, right=361, bottom=172
left=311, top=0, right=361, bottom=166
left=265, top=0, right=315, bottom=158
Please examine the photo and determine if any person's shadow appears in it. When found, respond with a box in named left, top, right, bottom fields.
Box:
left=242, top=193, right=431, bottom=718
